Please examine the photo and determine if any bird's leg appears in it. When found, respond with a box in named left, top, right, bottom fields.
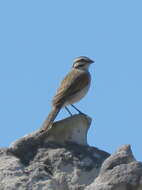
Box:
left=65, top=106, right=73, bottom=116
left=71, top=104, right=87, bottom=116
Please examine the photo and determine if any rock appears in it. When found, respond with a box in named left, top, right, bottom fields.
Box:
left=0, top=114, right=141, bottom=190
left=9, top=114, right=92, bottom=164
left=0, top=149, right=26, bottom=190
left=85, top=145, right=142, bottom=190
left=0, top=114, right=110, bottom=190
left=0, top=144, right=109, bottom=190
left=44, top=114, right=92, bottom=145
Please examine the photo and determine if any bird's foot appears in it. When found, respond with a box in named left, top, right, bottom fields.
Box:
left=78, top=111, right=87, bottom=116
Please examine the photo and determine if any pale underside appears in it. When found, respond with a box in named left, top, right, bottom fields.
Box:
left=63, top=84, right=90, bottom=106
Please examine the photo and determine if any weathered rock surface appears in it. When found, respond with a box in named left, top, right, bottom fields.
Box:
left=0, top=144, right=109, bottom=190
left=0, top=114, right=141, bottom=190
left=85, top=145, right=142, bottom=190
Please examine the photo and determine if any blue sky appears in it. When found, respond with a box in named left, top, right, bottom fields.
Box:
left=0, top=1, right=141, bottom=161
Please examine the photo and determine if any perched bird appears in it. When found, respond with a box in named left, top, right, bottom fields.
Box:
left=41, top=56, right=94, bottom=132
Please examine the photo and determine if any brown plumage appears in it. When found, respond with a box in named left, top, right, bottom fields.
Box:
left=40, top=56, right=93, bottom=132
left=53, top=69, right=91, bottom=107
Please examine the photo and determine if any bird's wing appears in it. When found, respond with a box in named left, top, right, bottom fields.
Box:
left=52, top=69, right=91, bottom=107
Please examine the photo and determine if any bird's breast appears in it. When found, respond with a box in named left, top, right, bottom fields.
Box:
left=64, top=83, right=90, bottom=106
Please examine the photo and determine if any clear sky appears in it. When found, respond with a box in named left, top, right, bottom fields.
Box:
left=0, top=1, right=141, bottom=161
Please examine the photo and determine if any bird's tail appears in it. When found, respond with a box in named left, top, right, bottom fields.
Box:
left=41, top=106, right=61, bottom=131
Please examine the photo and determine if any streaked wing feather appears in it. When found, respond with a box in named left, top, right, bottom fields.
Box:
left=52, top=70, right=90, bottom=107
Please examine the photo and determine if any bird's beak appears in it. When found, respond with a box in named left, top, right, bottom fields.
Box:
left=89, top=59, right=94, bottom=64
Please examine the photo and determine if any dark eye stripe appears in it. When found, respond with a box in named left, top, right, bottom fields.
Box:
left=78, top=64, right=84, bottom=67
left=73, top=63, right=84, bottom=68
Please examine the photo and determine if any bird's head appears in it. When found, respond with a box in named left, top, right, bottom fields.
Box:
left=72, top=56, right=94, bottom=70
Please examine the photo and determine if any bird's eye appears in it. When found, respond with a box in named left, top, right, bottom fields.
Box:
left=79, top=64, right=84, bottom=67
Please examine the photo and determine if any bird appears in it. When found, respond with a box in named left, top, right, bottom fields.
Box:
left=41, top=56, right=94, bottom=132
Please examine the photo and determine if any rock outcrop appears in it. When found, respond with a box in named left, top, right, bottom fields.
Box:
left=85, top=145, right=142, bottom=190
left=0, top=114, right=141, bottom=190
